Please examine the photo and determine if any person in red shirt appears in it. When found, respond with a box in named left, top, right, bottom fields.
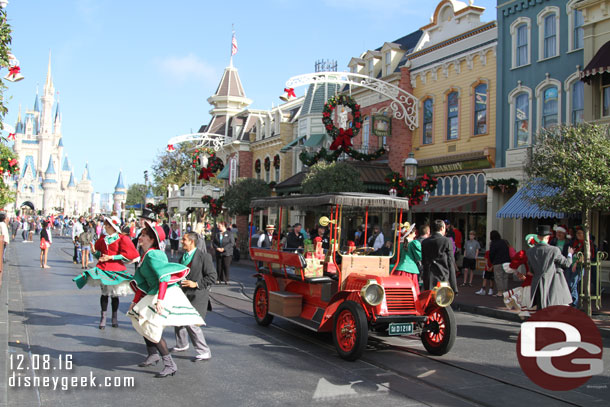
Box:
left=73, top=216, right=140, bottom=329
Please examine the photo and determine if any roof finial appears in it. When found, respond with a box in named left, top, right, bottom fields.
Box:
left=45, top=50, right=52, bottom=90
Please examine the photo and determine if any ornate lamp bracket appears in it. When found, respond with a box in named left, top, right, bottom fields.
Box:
left=166, top=133, right=227, bottom=152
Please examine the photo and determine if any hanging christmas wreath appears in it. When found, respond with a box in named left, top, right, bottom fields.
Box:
left=201, top=195, right=224, bottom=217
left=264, top=157, right=271, bottom=171
left=385, top=172, right=438, bottom=207
left=190, top=148, right=224, bottom=181
left=254, top=159, right=261, bottom=174
left=322, top=95, right=363, bottom=150
left=190, top=148, right=213, bottom=172
left=273, top=154, right=280, bottom=169
left=207, top=153, right=224, bottom=173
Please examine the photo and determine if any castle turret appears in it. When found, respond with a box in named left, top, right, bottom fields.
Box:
left=77, top=162, right=94, bottom=215
left=113, top=170, right=127, bottom=218
left=42, top=156, right=58, bottom=215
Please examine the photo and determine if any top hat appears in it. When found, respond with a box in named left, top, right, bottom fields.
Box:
left=536, top=224, right=552, bottom=236
left=140, top=207, right=157, bottom=221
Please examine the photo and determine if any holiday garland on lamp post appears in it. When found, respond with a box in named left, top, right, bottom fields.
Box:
left=201, top=195, right=224, bottom=217
left=385, top=172, right=437, bottom=206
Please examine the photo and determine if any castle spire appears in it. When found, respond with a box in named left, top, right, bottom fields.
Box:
left=45, top=50, right=53, bottom=90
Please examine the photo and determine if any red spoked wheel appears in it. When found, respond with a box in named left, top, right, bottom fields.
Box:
left=421, top=306, right=456, bottom=355
left=253, top=280, right=274, bottom=326
left=332, top=301, right=368, bottom=361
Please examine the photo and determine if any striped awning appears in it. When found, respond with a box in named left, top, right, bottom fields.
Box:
left=496, top=185, right=564, bottom=219
left=410, top=194, right=486, bottom=213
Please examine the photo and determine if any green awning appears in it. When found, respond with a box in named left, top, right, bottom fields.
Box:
left=280, top=135, right=306, bottom=153
left=303, top=133, right=326, bottom=147
left=216, top=165, right=230, bottom=180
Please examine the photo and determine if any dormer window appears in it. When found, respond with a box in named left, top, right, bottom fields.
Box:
left=385, top=51, right=392, bottom=76
left=368, top=59, right=374, bottom=77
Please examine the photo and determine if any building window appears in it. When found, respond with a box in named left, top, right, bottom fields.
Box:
left=423, top=98, right=433, bottom=145
left=468, top=175, right=476, bottom=194
left=543, top=14, right=557, bottom=59
left=451, top=177, right=458, bottom=195
left=574, top=9, right=584, bottom=50
left=474, top=83, right=488, bottom=135
left=603, top=75, right=610, bottom=117
left=460, top=176, right=467, bottom=195
left=538, top=7, right=560, bottom=60
left=542, top=86, right=559, bottom=129
left=363, top=117, right=370, bottom=150
left=385, top=51, right=391, bottom=76
left=436, top=178, right=443, bottom=196
left=516, top=24, right=529, bottom=67
left=368, top=59, right=374, bottom=77
left=476, top=174, right=485, bottom=193
left=572, top=81, right=584, bottom=124
left=444, top=178, right=451, bottom=195
left=447, top=91, right=459, bottom=140
left=514, top=93, right=530, bottom=147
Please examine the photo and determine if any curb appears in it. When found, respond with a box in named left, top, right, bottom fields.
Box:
left=0, top=258, right=9, bottom=407
left=452, top=300, right=610, bottom=339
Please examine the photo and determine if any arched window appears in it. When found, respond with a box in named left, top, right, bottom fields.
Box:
left=447, top=91, right=459, bottom=140
left=474, top=83, right=488, bottom=135
left=477, top=174, right=485, bottom=193
left=436, top=178, right=443, bottom=196
left=444, top=178, right=451, bottom=196
left=511, top=18, right=531, bottom=68
left=423, top=98, right=433, bottom=145
left=363, top=117, right=370, bottom=150
left=468, top=175, right=476, bottom=194
left=513, top=93, right=530, bottom=147
left=538, top=7, right=560, bottom=60
left=542, top=86, right=559, bottom=129
left=460, top=176, right=467, bottom=195
left=273, top=154, right=280, bottom=181
left=451, top=177, right=459, bottom=196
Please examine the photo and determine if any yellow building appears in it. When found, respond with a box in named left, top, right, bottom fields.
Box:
left=406, top=0, right=497, bottom=244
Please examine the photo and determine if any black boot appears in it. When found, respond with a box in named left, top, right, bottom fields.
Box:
left=138, top=346, right=160, bottom=367
left=155, top=355, right=177, bottom=378
left=111, top=312, right=118, bottom=328
left=99, top=311, right=106, bottom=330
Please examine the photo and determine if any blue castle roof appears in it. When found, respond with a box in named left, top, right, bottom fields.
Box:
left=44, top=156, right=56, bottom=176
left=115, top=171, right=125, bottom=190
left=61, top=156, right=70, bottom=171
left=67, top=172, right=76, bottom=188
left=33, top=93, right=40, bottom=112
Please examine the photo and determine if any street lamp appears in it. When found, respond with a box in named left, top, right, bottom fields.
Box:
left=423, top=190, right=430, bottom=205
left=404, top=152, right=418, bottom=181
left=389, top=187, right=397, bottom=197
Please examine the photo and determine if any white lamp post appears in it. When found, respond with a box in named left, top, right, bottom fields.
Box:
left=404, top=152, right=418, bottom=181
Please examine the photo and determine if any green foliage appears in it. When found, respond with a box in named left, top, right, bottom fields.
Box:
left=151, top=142, right=197, bottom=198
left=0, top=142, right=16, bottom=207
left=125, top=183, right=147, bottom=206
left=224, top=178, right=271, bottom=216
left=0, top=9, right=12, bottom=131
left=524, top=125, right=610, bottom=212
left=302, top=161, right=364, bottom=195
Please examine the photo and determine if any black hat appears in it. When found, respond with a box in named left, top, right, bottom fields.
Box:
left=536, top=224, right=552, bottom=236
left=140, top=207, right=156, bottom=221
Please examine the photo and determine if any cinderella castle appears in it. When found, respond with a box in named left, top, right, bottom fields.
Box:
left=9, top=56, right=94, bottom=216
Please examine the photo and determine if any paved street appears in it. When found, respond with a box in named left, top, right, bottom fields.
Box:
left=1, top=235, right=609, bottom=407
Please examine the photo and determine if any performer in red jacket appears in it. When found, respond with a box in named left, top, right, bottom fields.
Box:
left=73, top=216, right=140, bottom=329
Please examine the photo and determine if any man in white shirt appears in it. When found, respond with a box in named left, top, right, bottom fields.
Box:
left=368, top=225, right=385, bottom=253
left=72, top=216, right=84, bottom=264
left=0, top=213, right=10, bottom=262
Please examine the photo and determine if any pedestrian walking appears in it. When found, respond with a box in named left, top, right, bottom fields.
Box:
left=171, top=232, right=216, bottom=361
left=72, top=216, right=84, bottom=264
left=566, top=227, right=595, bottom=307
left=73, top=216, right=140, bottom=329
left=212, top=221, right=234, bottom=284
left=10, top=217, right=19, bottom=241
left=475, top=250, right=495, bottom=295
left=489, top=230, right=511, bottom=297
left=169, top=222, right=180, bottom=259
left=40, top=220, right=52, bottom=269
left=421, top=219, right=458, bottom=293
left=127, top=222, right=204, bottom=378
left=461, top=231, right=481, bottom=287
left=78, top=224, right=95, bottom=269
left=527, top=224, right=574, bottom=309
left=0, top=213, right=10, bottom=262
left=390, top=222, right=421, bottom=295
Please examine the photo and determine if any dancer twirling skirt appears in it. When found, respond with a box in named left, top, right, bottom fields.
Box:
left=127, top=221, right=204, bottom=378
left=73, top=216, right=140, bottom=329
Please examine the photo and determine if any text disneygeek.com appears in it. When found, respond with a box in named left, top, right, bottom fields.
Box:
left=8, top=353, right=135, bottom=390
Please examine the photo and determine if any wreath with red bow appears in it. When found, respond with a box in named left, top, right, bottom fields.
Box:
left=264, top=157, right=271, bottom=172
left=201, top=195, right=224, bottom=217
left=254, top=159, right=261, bottom=174
left=190, top=148, right=224, bottom=181
left=273, top=154, right=280, bottom=169
left=322, top=95, right=363, bottom=150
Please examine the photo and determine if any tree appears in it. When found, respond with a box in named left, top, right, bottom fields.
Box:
left=302, top=161, right=365, bottom=195
left=224, top=178, right=271, bottom=216
left=126, top=183, right=148, bottom=206
left=0, top=142, right=17, bottom=208
left=0, top=8, right=13, bottom=130
left=524, top=124, right=610, bottom=316
left=150, top=142, right=197, bottom=199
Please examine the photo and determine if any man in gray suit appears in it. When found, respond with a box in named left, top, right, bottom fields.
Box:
left=421, top=219, right=458, bottom=293
left=172, top=232, right=217, bottom=361
left=527, top=224, right=574, bottom=309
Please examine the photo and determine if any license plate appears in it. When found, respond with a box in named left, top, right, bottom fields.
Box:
left=388, top=323, right=413, bottom=336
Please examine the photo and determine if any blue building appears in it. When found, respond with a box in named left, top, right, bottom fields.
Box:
left=487, top=0, right=584, bottom=248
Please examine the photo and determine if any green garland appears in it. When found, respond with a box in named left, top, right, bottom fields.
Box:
left=299, top=146, right=386, bottom=166
left=385, top=172, right=438, bottom=206
left=486, top=178, right=518, bottom=191
left=201, top=195, right=224, bottom=217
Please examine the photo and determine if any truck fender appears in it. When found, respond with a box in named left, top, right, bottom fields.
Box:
left=318, top=290, right=360, bottom=332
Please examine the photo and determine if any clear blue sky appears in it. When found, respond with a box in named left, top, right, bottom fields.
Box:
left=3, top=0, right=497, bottom=194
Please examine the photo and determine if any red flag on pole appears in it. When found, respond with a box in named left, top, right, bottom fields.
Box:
left=231, top=32, right=238, bottom=56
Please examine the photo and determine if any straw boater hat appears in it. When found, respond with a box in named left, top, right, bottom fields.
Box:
left=104, top=216, right=122, bottom=234
left=399, top=221, right=416, bottom=238
left=144, top=220, right=166, bottom=248
left=266, top=224, right=275, bottom=230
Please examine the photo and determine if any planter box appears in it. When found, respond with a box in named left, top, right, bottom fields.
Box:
left=268, top=291, right=302, bottom=317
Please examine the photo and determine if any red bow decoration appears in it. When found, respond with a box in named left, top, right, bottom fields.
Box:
left=284, top=88, right=296, bottom=98
left=166, top=144, right=175, bottom=152
left=329, top=128, right=353, bottom=150
left=9, top=66, right=20, bottom=75
left=7, top=133, right=16, bottom=141
left=198, top=167, right=215, bottom=181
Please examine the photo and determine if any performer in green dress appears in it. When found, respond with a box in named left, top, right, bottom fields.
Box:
left=127, top=222, right=204, bottom=378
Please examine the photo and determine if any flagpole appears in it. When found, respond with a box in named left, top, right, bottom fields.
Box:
left=230, top=24, right=234, bottom=68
